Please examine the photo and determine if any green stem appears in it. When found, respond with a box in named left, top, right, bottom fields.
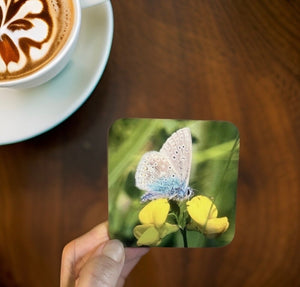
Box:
left=203, top=135, right=239, bottom=233
left=180, top=228, right=188, bottom=248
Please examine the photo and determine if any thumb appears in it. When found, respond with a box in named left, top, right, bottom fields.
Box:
left=77, top=240, right=125, bottom=287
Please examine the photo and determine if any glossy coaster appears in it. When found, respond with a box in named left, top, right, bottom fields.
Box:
left=108, top=118, right=239, bottom=248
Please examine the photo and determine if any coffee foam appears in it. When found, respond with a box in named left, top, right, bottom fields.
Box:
left=0, top=0, right=74, bottom=81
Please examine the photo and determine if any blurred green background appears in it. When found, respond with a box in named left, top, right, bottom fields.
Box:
left=108, top=119, right=239, bottom=247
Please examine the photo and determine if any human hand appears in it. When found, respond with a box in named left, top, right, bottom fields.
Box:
left=60, top=221, right=149, bottom=287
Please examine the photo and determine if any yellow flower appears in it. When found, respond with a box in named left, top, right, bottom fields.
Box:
left=186, top=195, right=229, bottom=238
left=138, top=198, right=170, bottom=228
left=134, top=224, right=161, bottom=246
left=133, top=199, right=179, bottom=246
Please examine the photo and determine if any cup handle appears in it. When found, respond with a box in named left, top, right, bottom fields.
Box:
left=80, top=0, right=107, bottom=8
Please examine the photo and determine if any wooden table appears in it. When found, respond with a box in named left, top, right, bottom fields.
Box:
left=0, top=0, right=299, bottom=286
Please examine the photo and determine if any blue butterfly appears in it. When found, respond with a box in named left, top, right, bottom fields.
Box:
left=135, top=127, right=193, bottom=202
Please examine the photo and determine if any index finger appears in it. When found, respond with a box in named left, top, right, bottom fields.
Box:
left=60, top=222, right=110, bottom=287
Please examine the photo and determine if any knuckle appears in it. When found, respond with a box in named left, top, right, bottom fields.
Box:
left=90, top=256, right=121, bottom=286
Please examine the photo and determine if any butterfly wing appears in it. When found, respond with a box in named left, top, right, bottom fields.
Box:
left=135, top=128, right=193, bottom=202
left=135, top=151, right=183, bottom=201
left=160, top=127, right=192, bottom=188
left=135, top=151, right=181, bottom=191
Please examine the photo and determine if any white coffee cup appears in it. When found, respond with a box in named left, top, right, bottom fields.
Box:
left=0, top=0, right=106, bottom=89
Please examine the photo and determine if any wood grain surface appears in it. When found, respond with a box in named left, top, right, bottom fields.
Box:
left=0, top=0, right=299, bottom=286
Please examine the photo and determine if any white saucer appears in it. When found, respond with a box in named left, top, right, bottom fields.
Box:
left=0, top=1, right=113, bottom=145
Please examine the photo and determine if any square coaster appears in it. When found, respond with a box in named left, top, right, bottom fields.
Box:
left=108, top=119, right=239, bottom=247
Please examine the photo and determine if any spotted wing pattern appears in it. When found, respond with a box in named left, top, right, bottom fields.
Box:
left=135, top=128, right=192, bottom=202
left=160, top=128, right=192, bottom=187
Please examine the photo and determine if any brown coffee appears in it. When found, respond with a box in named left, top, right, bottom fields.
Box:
left=0, top=0, right=74, bottom=81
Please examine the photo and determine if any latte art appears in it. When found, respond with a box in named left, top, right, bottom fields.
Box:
left=0, top=0, right=74, bottom=81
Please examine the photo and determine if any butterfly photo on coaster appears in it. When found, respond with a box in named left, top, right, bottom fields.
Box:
left=108, top=118, right=239, bottom=248
left=135, top=127, right=194, bottom=202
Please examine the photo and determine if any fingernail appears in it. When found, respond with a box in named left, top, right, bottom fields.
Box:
left=102, top=240, right=124, bottom=262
